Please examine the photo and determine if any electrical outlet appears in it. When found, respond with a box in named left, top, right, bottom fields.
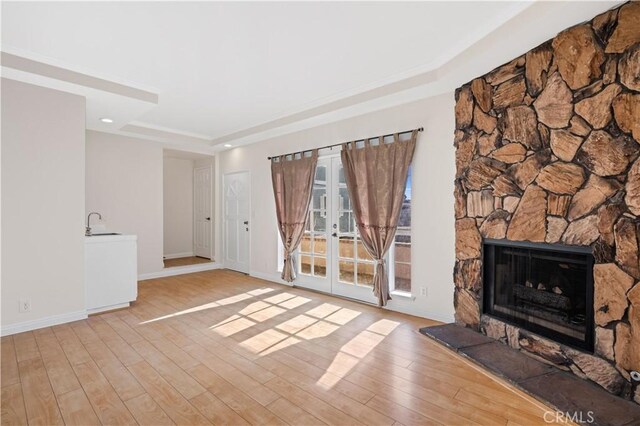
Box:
left=420, top=287, right=428, bottom=297
left=19, top=298, right=31, bottom=313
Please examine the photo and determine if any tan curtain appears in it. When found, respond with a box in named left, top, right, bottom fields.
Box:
left=271, top=151, right=318, bottom=282
left=341, top=131, right=417, bottom=306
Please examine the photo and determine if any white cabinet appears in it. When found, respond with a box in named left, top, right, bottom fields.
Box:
left=85, top=234, right=138, bottom=314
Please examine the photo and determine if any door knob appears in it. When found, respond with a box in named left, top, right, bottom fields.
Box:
left=331, top=232, right=337, bottom=237
left=243, top=221, right=249, bottom=225
left=206, top=217, right=211, bottom=221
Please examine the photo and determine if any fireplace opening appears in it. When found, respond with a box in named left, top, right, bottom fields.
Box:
left=483, top=239, right=594, bottom=351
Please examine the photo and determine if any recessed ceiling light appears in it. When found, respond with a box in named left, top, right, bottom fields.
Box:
left=224, top=144, right=232, bottom=148
left=100, top=118, right=114, bottom=123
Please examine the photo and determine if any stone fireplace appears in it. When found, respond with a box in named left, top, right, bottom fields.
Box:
left=453, top=2, right=640, bottom=404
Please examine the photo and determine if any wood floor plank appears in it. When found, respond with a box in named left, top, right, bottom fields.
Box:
left=57, top=388, right=100, bottom=425
left=0, top=270, right=559, bottom=426
left=0, top=338, right=20, bottom=388
left=185, top=364, right=286, bottom=426
left=17, top=358, right=64, bottom=426
left=131, top=340, right=206, bottom=400
left=127, top=360, right=211, bottom=425
left=72, top=360, right=137, bottom=425
left=12, top=332, right=40, bottom=363
left=265, top=377, right=364, bottom=426
left=124, top=392, right=175, bottom=426
left=266, top=397, right=327, bottom=426
left=33, top=331, right=82, bottom=396
left=189, top=391, right=252, bottom=426
left=182, top=341, right=279, bottom=406
left=0, top=383, right=28, bottom=426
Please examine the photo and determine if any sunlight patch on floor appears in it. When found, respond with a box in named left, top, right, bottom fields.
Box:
left=210, top=316, right=256, bottom=337
left=275, top=314, right=318, bottom=334
left=278, top=296, right=312, bottom=310
left=325, top=307, right=361, bottom=325
left=240, top=328, right=290, bottom=353
left=316, top=319, right=400, bottom=390
left=238, top=301, right=272, bottom=315
left=305, top=303, right=342, bottom=319
left=248, top=305, right=287, bottom=322
left=139, top=287, right=276, bottom=324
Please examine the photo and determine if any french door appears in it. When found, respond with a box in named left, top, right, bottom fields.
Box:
left=295, top=156, right=377, bottom=304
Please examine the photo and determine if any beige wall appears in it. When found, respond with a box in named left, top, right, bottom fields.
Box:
left=1, top=78, right=86, bottom=332
left=217, top=92, right=456, bottom=321
left=163, top=157, right=194, bottom=257
left=85, top=131, right=164, bottom=276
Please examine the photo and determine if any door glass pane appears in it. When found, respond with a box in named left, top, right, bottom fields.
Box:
left=312, top=189, right=325, bottom=209
left=300, top=255, right=312, bottom=274
left=339, top=261, right=354, bottom=283
left=338, top=187, right=351, bottom=210
left=338, top=212, right=353, bottom=233
left=313, top=211, right=326, bottom=232
left=316, top=165, right=327, bottom=182
left=394, top=234, right=411, bottom=292
left=339, top=236, right=354, bottom=258
left=356, top=241, right=373, bottom=261
left=357, top=262, right=375, bottom=287
left=300, top=233, right=311, bottom=253
left=314, top=257, right=327, bottom=277
left=314, top=236, right=327, bottom=255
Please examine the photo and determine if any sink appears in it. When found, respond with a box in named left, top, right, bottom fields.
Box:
left=87, top=232, right=121, bottom=236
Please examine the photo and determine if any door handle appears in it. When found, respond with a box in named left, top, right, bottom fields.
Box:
left=206, top=217, right=211, bottom=221
left=331, top=232, right=337, bottom=237
left=243, top=221, right=249, bottom=225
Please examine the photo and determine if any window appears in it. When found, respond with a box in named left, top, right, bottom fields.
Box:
left=392, top=166, right=412, bottom=293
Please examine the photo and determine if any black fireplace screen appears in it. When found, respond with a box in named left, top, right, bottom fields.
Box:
left=483, top=240, right=594, bottom=351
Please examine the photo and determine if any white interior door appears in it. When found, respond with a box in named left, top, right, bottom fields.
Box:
left=224, top=171, right=250, bottom=273
left=295, top=157, right=376, bottom=303
left=194, top=166, right=212, bottom=259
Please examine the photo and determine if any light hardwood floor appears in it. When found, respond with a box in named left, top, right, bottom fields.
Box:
left=164, top=256, right=213, bottom=268
left=1, top=270, right=559, bottom=425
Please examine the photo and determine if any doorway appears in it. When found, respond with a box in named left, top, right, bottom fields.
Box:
left=223, top=171, right=250, bottom=273
left=163, top=149, right=215, bottom=269
left=295, top=156, right=377, bottom=304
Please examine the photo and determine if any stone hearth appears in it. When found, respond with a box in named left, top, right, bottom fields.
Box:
left=453, top=1, right=640, bottom=403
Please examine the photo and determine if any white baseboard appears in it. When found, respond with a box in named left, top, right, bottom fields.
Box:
left=163, top=252, right=195, bottom=259
left=1, top=310, right=88, bottom=337
left=138, top=262, right=222, bottom=281
left=249, top=270, right=293, bottom=287
left=87, top=302, right=130, bottom=315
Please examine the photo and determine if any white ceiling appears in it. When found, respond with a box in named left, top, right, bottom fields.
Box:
left=1, top=1, right=621, bottom=152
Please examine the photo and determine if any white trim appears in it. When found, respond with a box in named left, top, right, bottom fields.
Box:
left=138, top=261, right=222, bottom=281
left=87, top=302, right=130, bottom=315
left=163, top=252, right=194, bottom=260
left=249, top=270, right=293, bottom=287
left=1, top=310, right=88, bottom=337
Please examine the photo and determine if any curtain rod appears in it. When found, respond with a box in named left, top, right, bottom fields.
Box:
left=267, top=127, right=423, bottom=160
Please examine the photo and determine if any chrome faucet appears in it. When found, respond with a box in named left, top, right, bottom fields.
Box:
left=86, top=212, right=102, bottom=236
